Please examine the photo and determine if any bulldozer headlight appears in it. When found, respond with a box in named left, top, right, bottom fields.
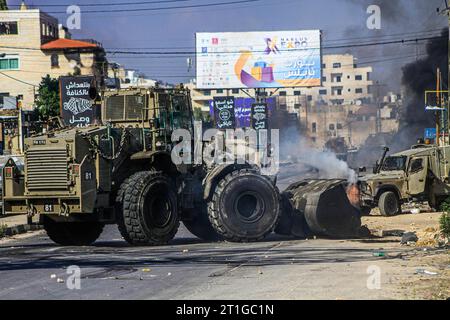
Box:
left=71, top=164, right=80, bottom=177
left=5, top=167, right=13, bottom=178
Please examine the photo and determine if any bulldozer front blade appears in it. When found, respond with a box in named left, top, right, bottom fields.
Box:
left=283, top=180, right=362, bottom=238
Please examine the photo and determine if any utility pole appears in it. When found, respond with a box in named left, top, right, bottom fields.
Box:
left=437, top=1, right=450, bottom=145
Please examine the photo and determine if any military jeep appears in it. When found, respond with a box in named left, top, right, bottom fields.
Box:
left=359, top=144, right=450, bottom=216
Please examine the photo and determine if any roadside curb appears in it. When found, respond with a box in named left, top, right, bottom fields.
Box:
left=1, top=224, right=43, bottom=238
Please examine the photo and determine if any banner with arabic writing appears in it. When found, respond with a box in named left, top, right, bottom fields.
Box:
left=59, top=76, right=95, bottom=128
left=196, top=30, right=322, bottom=89
left=213, top=96, right=236, bottom=129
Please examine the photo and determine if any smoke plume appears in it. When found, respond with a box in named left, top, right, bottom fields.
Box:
left=280, top=128, right=357, bottom=183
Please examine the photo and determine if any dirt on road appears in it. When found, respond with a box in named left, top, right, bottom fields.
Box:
left=361, top=211, right=449, bottom=300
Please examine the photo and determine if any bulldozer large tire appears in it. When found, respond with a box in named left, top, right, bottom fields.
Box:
left=378, top=191, right=400, bottom=216
left=43, top=217, right=104, bottom=246
left=208, top=169, right=281, bottom=242
left=183, top=203, right=222, bottom=242
left=117, top=171, right=179, bottom=245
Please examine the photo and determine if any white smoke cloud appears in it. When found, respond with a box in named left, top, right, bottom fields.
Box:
left=280, top=128, right=357, bottom=183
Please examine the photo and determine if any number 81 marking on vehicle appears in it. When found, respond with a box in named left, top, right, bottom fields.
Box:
left=44, top=204, right=54, bottom=212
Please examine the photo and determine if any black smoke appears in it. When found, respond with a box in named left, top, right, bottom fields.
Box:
left=401, top=28, right=448, bottom=128
left=350, top=29, right=449, bottom=168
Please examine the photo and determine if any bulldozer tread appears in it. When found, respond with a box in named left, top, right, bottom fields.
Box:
left=43, top=217, right=104, bottom=246
left=116, top=171, right=179, bottom=245
left=116, top=171, right=149, bottom=244
left=207, top=169, right=281, bottom=242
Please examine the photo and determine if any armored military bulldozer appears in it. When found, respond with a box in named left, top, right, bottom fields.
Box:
left=2, top=87, right=282, bottom=245
left=2, top=86, right=364, bottom=246
left=359, top=144, right=450, bottom=216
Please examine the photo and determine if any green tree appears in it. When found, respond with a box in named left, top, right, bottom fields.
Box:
left=440, top=212, right=450, bottom=240
left=35, top=75, right=60, bottom=121
left=0, top=0, right=8, bottom=10
left=439, top=199, right=450, bottom=240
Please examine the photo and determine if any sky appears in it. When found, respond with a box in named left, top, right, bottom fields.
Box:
left=5, top=0, right=448, bottom=90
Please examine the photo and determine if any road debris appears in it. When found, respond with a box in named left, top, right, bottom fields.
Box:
left=401, top=232, right=418, bottom=244
left=415, top=269, right=439, bottom=276
left=372, top=251, right=386, bottom=257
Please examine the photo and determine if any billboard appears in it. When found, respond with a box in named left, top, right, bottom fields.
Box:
left=196, top=30, right=321, bottom=89
left=59, top=76, right=95, bottom=128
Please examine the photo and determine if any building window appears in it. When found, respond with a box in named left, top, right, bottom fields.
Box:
left=232, top=89, right=239, bottom=94
left=216, top=89, right=223, bottom=94
left=51, top=54, right=59, bottom=68
left=279, top=91, right=287, bottom=96
left=307, top=95, right=313, bottom=101
left=319, top=89, right=327, bottom=95
left=322, top=64, right=326, bottom=69
left=294, top=91, right=301, bottom=96
left=312, top=122, right=317, bottom=133
left=332, top=87, right=343, bottom=96
left=333, top=63, right=341, bottom=68
left=355, top=75, right=363, bottom=81
left=355, top=88, right=363, bottom=94
left=0, top=57, right=19, bottom=70
left=329, top=124, right=335, bottom=131
left=203, top=90, right=211, bottom=96
left=0, top=22, right=18, bottom=35
left=322, top=76, right=326, bottom=82
left=337, top=123, right=343, bottom=130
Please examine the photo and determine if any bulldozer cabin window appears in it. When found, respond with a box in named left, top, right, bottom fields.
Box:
left=170, top=95, right=191, bottom=131
left=105, top=95, right=145, bottom=121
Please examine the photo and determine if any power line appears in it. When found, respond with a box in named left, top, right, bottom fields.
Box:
left=106, top=35, right=446, bottom=55
left=8, top=0, right=200, bottom=7
left=104, top=29, right=445, bottom=50
left=0, top=71, right=37, bottom=87
left=110, top=53, right=431, bottom=78
left=41, top=0, right=264, bottom=14
left=2, top=34, right=442, bottom=55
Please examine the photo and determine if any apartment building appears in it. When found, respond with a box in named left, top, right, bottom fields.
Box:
left=186, top=54, right=373, bottom=112
left=0, top=4, right=106, bottom=110
left=304, top=103, right=399, bottom=149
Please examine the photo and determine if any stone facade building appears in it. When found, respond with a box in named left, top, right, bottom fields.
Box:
left=0, top=5, right=106, bottom=110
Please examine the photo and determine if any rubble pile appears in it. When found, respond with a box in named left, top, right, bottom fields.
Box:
left=416, top=227, right=448, bottom=248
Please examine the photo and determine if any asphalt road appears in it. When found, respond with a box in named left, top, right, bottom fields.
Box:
left=1, top=224, right=406, bottom=300
left=0, top=165, right=405, bottom=300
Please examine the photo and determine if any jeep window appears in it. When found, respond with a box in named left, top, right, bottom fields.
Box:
left=381, top=156, right=406, bottom=171
left=409, top=158, right=424, bottom=173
